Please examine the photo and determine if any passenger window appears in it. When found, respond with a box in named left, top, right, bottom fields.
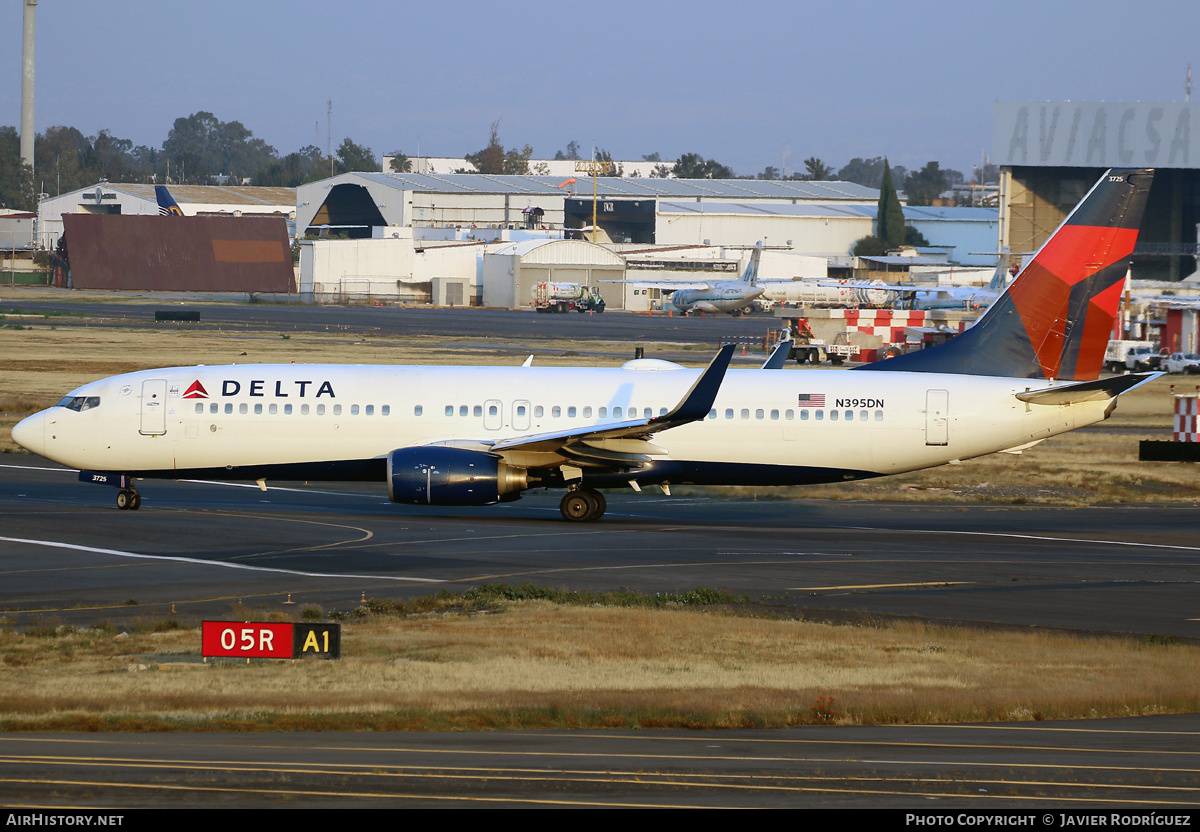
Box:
left=785, top=410, right=794, bottom=420
left=860, top=410, right=868, bottom=421
left=583, top=407, right=592, bottom=418
left=845, top=411, right=853, bottom=421
left=317, top=404, right=326, bottom=415
left=351, top=405, right=360, bottom=415
left=412, top=405, right=421, bottom=416
left=459, top=405, right=468, bottom=416
left=489, top=404, right=498, bottom=416
left=534, top=405, right=543, bottom=417
left=801, top=410, right=809, bottom=420
left=612, top=406, right=621, bottom=418
left=598, top=407, right=607, bottom=418
left=875, top=410, right=883, bottom=421
left=552, top=406, right=561, bottom=417
left=366, top=405, right=374, bottom=415
left=225, top=403, right=233, bottom=415
left=517, top=405, right=527, bottom=417
left=333, top=405, right=342, bottom=415
left=755, top=409, right=764, bottom=419
left=209, top=403, right=217, bottom=414
left=725, top=408, right=734, bottom=419
left=253, top=404, right=262, bottom=415
left=830, top=411, right=839, bottom=421
left=195, top=403, right=204, bottom=414
left=445, top=405, right=453, bottom=416
left=568, top=406, right=577, bottom=418
left=770, top=409, right=779, bottom=420
left=285, top=404, right=293, bottom=415
left=269, top=404, right=277, bottom=415
left=381, top=405, right=389, bottom=416
left=473, top=405, right=482, bottom=417
left=740, top=409, right=749, bottom=419
left=815, top=411, right=824, bottom=421
left=659, top=408, right=667, bottom=416
left=708, top=409, right=717, bottom=419
left=239, top=403, right=248, bottom=415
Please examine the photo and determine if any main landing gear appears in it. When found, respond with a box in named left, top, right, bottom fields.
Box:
left=116, top=488, right=141, bottom=511
left=559, top=487, right=606, bottom=522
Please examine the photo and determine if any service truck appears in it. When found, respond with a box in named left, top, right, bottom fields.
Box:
left=532, top=282, right=606, bottom=313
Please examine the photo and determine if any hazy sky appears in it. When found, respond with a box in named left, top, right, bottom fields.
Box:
left=1, top=0, right=1195, bottom=179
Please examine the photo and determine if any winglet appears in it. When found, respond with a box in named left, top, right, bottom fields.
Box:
left=761, top=338, right=792, bottom=370
left=650, top=344, right=735, bottom=427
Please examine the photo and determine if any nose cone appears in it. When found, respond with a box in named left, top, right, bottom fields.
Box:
left=11, top=411, right=46, bottom=456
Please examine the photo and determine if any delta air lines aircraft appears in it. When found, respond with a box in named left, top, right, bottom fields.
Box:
left=13, top=169, right=1156, bottom=522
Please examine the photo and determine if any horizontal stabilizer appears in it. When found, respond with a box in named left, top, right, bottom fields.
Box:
left=1015, top=373, right=1157, bottom=406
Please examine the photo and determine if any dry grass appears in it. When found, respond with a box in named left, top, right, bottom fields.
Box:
left=0, top=602, right=1196, bottom=731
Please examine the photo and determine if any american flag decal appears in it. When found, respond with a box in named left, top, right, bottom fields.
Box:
left=798, top=393, right=825, bottom=407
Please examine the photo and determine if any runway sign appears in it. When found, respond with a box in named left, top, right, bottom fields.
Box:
left=202, top=621, right=341, bottom=659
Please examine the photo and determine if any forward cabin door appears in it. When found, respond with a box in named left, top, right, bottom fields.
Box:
left=925, top=389, right=949, bottom=446
left=140, top=379, right=168, bottom=435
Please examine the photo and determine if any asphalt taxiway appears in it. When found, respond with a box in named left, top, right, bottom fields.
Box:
left=2, top=458, right=1198, bottom=638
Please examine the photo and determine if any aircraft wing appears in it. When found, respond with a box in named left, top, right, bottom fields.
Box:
left=484, top=345, right=735, bottom=467
left=599, top=279, right=710, bottom=291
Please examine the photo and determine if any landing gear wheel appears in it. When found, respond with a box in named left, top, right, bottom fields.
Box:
left=116, top=489, right=138, bottom=510
left=129, top=491, right=141, bottom=511
left=560, top=489, right=606, bottom=522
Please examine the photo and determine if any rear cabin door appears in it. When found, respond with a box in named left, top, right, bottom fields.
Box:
left=140, top=379, right=168, bottom=435
left=925, top=389, right=949, bottom=446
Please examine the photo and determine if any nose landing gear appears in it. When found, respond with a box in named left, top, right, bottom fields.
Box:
left=559, top=487, right=606, bottom=522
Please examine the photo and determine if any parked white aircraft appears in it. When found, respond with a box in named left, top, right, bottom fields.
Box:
left=612, top=243, right=768, bottom=316
left=13, top=169, right=1156, bottom=522
left=827, top=250, right=1013, bottom=311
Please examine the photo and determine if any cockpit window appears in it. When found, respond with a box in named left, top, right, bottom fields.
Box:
left=55, top=396, right=100, bottom=412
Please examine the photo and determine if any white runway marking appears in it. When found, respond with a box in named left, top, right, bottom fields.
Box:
left=0, top=536, right=442, bottom=583
left=838, top=526, right=1200, bottom=553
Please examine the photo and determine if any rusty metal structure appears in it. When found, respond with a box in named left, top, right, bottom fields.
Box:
left=61, top=215, right=294, bottom=292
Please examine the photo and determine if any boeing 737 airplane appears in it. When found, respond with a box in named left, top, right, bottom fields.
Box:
left=13, top=169, right=1156, bottom=522
left=611, top=243, right=767, bottom=315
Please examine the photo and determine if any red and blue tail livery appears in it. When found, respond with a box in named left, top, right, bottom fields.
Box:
left=861, top=169, right=1153, bottom=381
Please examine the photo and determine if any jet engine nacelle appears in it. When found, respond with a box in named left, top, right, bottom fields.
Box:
left=387, top=447, right=528, bottom=506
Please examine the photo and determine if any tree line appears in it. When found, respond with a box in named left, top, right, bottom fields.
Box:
left=0, top=112, right=999, bottom=212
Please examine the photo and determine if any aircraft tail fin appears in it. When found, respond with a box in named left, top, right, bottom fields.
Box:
left=859, top=168, right=1154, bottom=380
left=155, top=185, right=184, bottom=217
left=739, top=242, right=763, bottom=286
left=988, top=246, right=1011, bottom=292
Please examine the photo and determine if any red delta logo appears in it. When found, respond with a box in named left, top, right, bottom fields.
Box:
left=182, top=380, right=209, bottom=399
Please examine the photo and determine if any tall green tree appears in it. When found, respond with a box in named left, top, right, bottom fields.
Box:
left=903, top=161, right=949, bottom=207
left=387, top=151, right=412, bottom=173
left=800, top=156, right=834, bottom=180
left=673, top=152, right=733, bottom=179
left=336, top=137, right=378, bottom=173
left=0, top=126, right=36, bottom=209
left=837, top=156, right=887, bottom=188
left=876, top=159, right=906, bottom=249
left=465, top=121, right=505, bottom=174
left=162, top=111, right=277, bottom=183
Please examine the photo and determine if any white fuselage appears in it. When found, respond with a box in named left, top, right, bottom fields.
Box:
left=14, top=362, right=1113, bottom=485
left=670, top=282, right=765, bottom=315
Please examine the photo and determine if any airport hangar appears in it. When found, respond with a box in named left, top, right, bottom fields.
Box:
left=295, top=172, right=998, bottom=309
left=995, top=101, right=1200, bottom=283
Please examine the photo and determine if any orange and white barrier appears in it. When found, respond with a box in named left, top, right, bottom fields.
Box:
left=1175, top=395, right=1199, bottom=443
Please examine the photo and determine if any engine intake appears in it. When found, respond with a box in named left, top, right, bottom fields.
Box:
left=387, top=447, right=528, bottom=506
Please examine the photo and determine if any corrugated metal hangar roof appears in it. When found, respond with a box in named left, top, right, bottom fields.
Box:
left=347, top=172, right=878, bottom=201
